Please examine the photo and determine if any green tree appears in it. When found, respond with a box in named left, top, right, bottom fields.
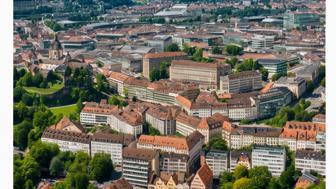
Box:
left=233, top=165, right=249, bottom=180
left=20, top=156, right=41, bottom=186
left=14, top=86, right=26, bottom=102
left=18, top=72, right=33, bottom=86
left=204, top=136, right=228, bottom=151
left=233, top=177, right=253, bottom=189
left=192, top=48, right=204, bottom=61
left=225, top=44, right=243, bottom=56
left=32, top=73, right=44, bottom=87
left=29, top=141, right=60, bottom=170
left=279, top=164, right=296, bottom=189
left=14, top=120, right=33, bottom=150
left=248, top=166, right=272, bottom=189
left=64, top=172, right=89, bottom=189
left=268, top=178, right=281, bottom=189
left=149, top=68, right=160, bottom=82
left=221, top=182, right=233, bottom=189
left=89, top=153, right=114, bottom=183
left=22, top=93, right=33, bottom=106
left=108, top=96, right=121, bottom=106
left=65, top=66, right=72, bottom=77
left=212, top=46, right=222, bottom=54
left=220, top=171, right=234, bottom=185
left=165, top=43, right=180, bottom=52
left=182, top=44, right=196, bottom=56
left=96, top=73, right=110, bottom=93
left=24, top=179, right=34, bottom=189
left=225, top=57, right=238, bottom=68
left=49, top=156, right=64, bottom=177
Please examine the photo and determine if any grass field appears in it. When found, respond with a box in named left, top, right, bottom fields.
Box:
left=24, top=82, right=64, bottom=95
left=50, top=104, right=77, bottom=117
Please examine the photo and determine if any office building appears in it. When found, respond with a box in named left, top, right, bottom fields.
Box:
left=122, top=147, right=159, bottom=188
left=201, top=150, right=229, bottom=179
left=251, top=35, right=275, bottom=50
left=252, top=87, right=292, bottom=119
left=143, top=52, right=187, bottom=79
left=283, top=12, right=320, bottom=30
left=90, top=132, right=134, bottom=170
left=295, top=150, right=325, bottom=176
left=257, top=59, right=287, bottom=76
left=274, top=77, right=306, bottom=98
left=252, top=147, right=286, bottom=176
left=170, top=60, right=231, bottom=90
left=219, top=70, right=262, bottom=94
left=148, top=35, right=172, bottom=52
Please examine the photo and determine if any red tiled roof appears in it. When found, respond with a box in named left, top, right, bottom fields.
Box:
left=144, top=51, right=186, bottom=59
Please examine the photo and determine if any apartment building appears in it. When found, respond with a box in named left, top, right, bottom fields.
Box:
left=176, top=92, right=258, bottom=121
left=295, top=150, right=325, bottom=176
left=169, top=60, right=231, bottom=90
left=90, top=132, right=134, bottom=170
left=176, top=112, right=201, bottom=136
left=109, top=108, right=143, bottom=136
left=125, top=78, right=199, bottom=105
left=279, top=121, right=326, bottom=151
left=137, top=131, right=204, bottom=165
left=80, top=100, right=118, bottom=126
left=143, top=52, right=187, bottom=79
left=108, top=71, right=130, bottom=96
left=196, top=113, right=230, bottom=144
left=252, top=87, right=292, bottom=119
left=219, top=70, right=262, bottom=94
left=122, top=147, right=159, bottom=188
left=312, top=114, right=325, bottom=124
left=190, top=164, right=213, bottom=189
left=229, top=151, right=251, bottom=172
left=252, top=147, right=286, bottom=176
left=160, top=152, right=193, bottom=176
left=145, top=105, right=181, bottom=135
left=222, top=122, right=282, bottom=149
left=41, top=129, right=91, bottom=154
left=227, top=93, right=259, bottom=121
left=201, top=150, right=229, bottom=179
left=274, top=76, right=306, bottom=98
left=148, top=171, right=191, bottom=189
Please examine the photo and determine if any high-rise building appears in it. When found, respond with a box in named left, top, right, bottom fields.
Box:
left=295, top=150, right=325, bottom=176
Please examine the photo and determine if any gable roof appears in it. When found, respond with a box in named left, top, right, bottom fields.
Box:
left=194, top=163, right=213, bottom=187
left=48, top=117, right=85, bottom=133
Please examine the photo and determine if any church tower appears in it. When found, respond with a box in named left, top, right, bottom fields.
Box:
left=49, top=33, right=63, bottom=60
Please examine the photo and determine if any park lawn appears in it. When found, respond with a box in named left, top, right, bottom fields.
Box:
left=50, top=104, right=77, bottom=117
left=24, top=82, right=64, bottom=95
